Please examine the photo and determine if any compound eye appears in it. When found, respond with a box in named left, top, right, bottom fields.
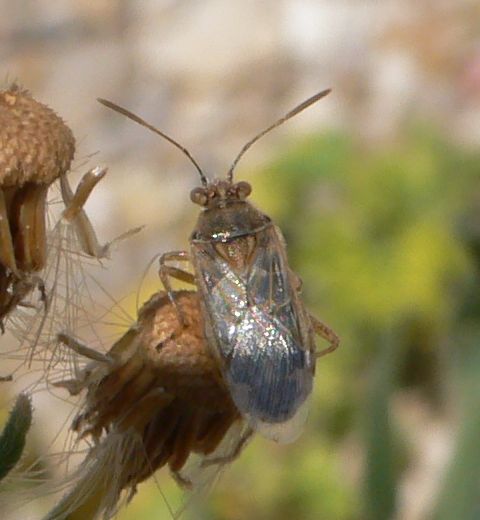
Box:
left=236, top=181, right=252, bottom=199
left=190, top=187, right=208, bottom=206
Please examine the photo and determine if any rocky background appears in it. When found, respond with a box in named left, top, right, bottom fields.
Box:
left=1, top=1, right=480, bottom=519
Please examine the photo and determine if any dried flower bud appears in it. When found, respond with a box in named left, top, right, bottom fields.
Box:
left=0, top=85, right=77, bottom=325
left=48, top=291, right=246, bottom=520
left=0, top=84, right=75, bottom=187
left=72, top=290, right=238, bottom=449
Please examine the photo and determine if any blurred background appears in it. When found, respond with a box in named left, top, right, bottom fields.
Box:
left=1, top=1, right=480, bottom=519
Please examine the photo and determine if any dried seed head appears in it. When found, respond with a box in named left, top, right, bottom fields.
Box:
left=72, top=290, right=237, bottom=441
left=137, top=291, right=233, bottom=409
left=0, top=84, right=75, bottom=187
left=48, top=291, right=244, bottom=519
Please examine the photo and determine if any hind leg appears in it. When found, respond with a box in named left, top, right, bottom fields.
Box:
left=201, top=427, right=254, bottom=468
left=310, top=314, right=340, bottom=358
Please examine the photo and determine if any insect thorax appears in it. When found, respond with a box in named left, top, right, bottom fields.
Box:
left=191, top=200, right=271, bottom=244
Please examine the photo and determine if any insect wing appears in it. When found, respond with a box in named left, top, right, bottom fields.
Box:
left=192, top=226, right=315, bottom=443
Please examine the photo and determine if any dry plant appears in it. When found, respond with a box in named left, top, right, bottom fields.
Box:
left=0, top=84, right=74, bottom=328
left=1, top=86, right=340, bottom=520
left=0, top=84, right=138, bottom=380
left=43, top=290, right=249, bottom=520
left=0, top=86, right=143, bottom=518
left=0, top=85, right=221, bottom=520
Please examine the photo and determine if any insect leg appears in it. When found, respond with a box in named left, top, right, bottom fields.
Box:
left=61, top=167, right=142, bottom=259
left=170, top=469, right=193, bottom=489
left=158, top=251, right=196, bottom=326
left=201, top=427, right=254, bottom=468
left=289, top=269, right=303, bottom=292
left=310, top=314, right=340, bottom=358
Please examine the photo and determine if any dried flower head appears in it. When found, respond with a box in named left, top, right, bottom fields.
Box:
left=0, top=84, right=75, bottom=186
left=0, top=86, right=140, bottom=370
left=47, top=290, right=249, bottom=519
left=0, top=84, right=75, bottom=325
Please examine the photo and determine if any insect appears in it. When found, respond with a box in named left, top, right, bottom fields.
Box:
left=99, top=90, right=339, bottom=444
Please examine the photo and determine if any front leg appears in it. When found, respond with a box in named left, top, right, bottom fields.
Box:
left=158, top=251, right=196, bottom=326
left=310, top=313, right=340, bottom=359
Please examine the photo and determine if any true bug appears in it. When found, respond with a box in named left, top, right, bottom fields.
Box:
left=98, top=90, right=339, bottom=443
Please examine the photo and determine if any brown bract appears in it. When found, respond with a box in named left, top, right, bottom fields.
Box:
left=59, top=290, right=240, bottom=489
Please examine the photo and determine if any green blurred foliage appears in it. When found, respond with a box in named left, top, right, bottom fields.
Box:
left=117, top=126, right=480, bottom=520
left=0, top=394, right=32, bottom=482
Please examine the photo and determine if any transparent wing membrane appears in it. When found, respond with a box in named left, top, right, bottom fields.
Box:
left=192, top=226, right=315, bottom=443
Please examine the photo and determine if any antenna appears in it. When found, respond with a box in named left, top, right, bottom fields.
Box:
left=98, top=98, right=208, bottom=187
left=227, top=88, right=331, bottom=182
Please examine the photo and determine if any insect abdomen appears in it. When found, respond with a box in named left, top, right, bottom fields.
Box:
left=225, top=309, right=313, bottom=424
